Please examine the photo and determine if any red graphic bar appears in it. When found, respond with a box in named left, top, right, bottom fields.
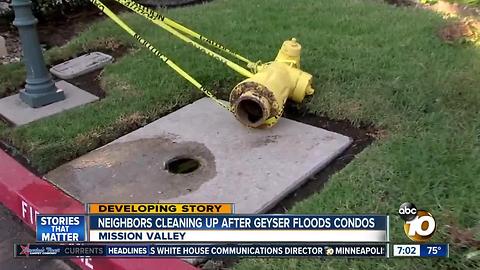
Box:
left=0, top=149, right=197, bottom=270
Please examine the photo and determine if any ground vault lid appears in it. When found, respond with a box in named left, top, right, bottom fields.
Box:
left=46, top=98, right=352, bottom=214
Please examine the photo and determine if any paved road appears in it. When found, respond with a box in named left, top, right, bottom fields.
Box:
left=0, top=204, right=78, bottom=270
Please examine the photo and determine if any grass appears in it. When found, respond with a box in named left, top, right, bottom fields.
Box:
left=0, top=62, right=25, bottom=98
left=1, top=0, right=480, bottom=269
left=0, top=121, right=7, bottom=134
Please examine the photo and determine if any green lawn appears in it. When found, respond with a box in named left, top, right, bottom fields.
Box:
left=0, top=62, right=25, bottom=98
left=1, top=0, right=479, bottom=269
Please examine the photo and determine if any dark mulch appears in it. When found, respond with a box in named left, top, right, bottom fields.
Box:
left=384, top=0, right=415, bottom=6
left=0, top=0, right=207, bottom=58
left=0, top=4, right=117, bottom=50
left=66, top=69, right=106, bottom=99
left=138, top=0, right=210, bottom=8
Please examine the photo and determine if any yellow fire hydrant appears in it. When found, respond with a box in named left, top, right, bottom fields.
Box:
left=229, top=38, right=314, bottom=128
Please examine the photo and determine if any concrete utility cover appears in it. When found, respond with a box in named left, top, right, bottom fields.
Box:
left=0, top=80, right=98, bottom=126
left=50, top=52, right=113, bottom=80
left=46, top=98, right=352, bottom=213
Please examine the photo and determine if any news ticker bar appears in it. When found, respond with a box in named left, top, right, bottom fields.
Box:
left=36, top=214, right=389, bottom=243
left=15, top=243, right=388, bottom=258
left=16, top=243, right=450, bottom=258
left=393, top=244, right=449, bottom=257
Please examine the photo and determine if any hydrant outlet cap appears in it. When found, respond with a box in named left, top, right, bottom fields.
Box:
left=281, top=39, right=301, bottom=57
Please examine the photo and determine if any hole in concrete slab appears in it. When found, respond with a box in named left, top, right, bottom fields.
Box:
left=165, top=156, right=201, bottom=174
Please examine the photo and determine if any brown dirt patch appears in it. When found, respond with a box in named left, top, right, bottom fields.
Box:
left=66, top=69, right=106, bottom=98
left=426, top=0, right=480, bottom=18
left=439, top=21, right=477, bottom=43
left=385, top=0, right=480, bottom=44
left=448, top=224, right=480, bottom=249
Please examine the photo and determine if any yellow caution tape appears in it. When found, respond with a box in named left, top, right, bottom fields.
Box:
left=113, top=0, right=256, bottom=69
left=89, top=0, right=281, bottom=127
left=89, top=0, right=228, bottom=110
left=112, top=0, right=253, bottom=78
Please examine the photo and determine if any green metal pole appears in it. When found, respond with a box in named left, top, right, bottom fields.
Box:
left=12, top=0, right=65, bottom=108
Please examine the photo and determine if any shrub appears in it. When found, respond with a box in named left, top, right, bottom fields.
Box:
left=31, top=0, right=90, bottom=17
left=0, top=0, right=91, bottom=18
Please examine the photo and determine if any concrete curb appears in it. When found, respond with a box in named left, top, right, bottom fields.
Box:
left=0, top=149, right=197, bottom=270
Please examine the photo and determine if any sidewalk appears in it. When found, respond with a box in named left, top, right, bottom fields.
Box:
left=0, top=203, right=78, bottom=270
left=0, top=147, right=198, bottom=270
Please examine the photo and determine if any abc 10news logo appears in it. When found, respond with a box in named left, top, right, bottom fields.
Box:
left=398, top=202, right=436, bottom=242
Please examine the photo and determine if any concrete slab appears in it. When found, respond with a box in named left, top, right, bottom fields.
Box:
left=46, top=98, right=352, bottom=214
left=0, top=80, right=98, bottom=126
left=50, top=52, right=113, bottom=80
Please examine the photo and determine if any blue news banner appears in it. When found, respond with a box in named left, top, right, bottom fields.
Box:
left=28, top=214, right=389, bottom=257
left=87, top=214, right=388, bottom=242
left=88, top=215, right=388, bottom=230
left=36, top=214, right=388, bottom=243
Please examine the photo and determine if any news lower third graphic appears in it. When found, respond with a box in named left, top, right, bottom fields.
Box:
left=13, top=203, right=451, bottom=259
left=86, top=214, right=388, bottom=242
